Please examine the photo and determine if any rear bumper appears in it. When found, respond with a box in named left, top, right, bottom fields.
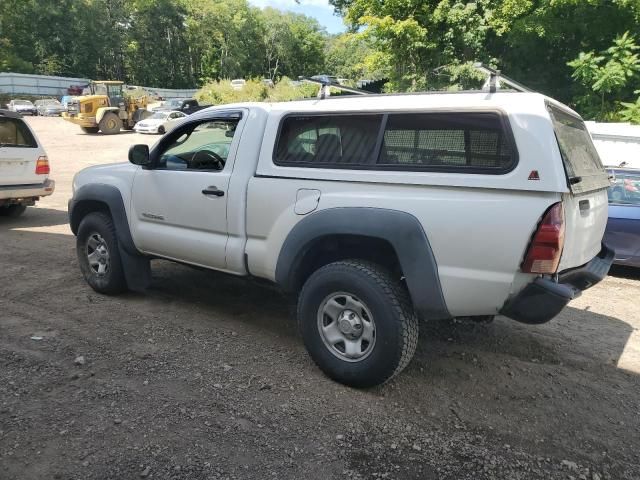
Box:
left=0, top=179, right=55, bottom=202
left=500, top=244, right=614, bottom=324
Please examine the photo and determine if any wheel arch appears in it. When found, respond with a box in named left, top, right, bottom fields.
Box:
left=69, top=184, right=150, bottom=291
left=96, top=107, right=119, bottom=125
left=275, top=207, right=450, bottom=320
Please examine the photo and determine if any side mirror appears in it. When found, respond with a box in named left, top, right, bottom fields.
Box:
left=129, top=144, right=150, bottom=166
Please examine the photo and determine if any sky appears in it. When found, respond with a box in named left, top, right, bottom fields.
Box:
left=248, top=0, right=346, bottom=34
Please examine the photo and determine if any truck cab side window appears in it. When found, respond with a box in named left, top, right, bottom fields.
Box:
left=157, top=120, right=239, bottom=171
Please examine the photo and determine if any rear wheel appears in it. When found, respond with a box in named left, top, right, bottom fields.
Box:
left=99, top=112, right=122, bottom=135
left=0, top=204, right=27, bottom=218
left=76, top=212, right=127, bottom=294
left=81, top=126, right=99, bottom=134
left=298, top=260, right=419, bottom=388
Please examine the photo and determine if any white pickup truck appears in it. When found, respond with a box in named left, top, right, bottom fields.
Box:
left=69, top=92, right=613, bottom=387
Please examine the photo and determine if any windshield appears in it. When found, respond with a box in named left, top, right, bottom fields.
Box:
left=165, top=99, right=182, bottom=107
left=547, top=103, right=611, bottom=194
left=149, top=112, right=169, bottom=120
left=44, top=100, right=61, bottom=106
left=14, top=100, right=32, bottom=106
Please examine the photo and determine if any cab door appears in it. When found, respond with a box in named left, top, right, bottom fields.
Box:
left=130, top=111, right=245, bottom=270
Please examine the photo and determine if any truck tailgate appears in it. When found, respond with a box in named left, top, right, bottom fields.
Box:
left=547, top=102, right=612, bottom=270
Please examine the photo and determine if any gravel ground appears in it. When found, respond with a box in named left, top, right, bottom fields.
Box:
left=1, top=116, right=639, bottom=480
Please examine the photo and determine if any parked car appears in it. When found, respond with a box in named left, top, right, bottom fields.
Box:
left=68, top=91, right=612, bottom=387
left=261, top=78, right=275, bottom=88
left=60, top=95, right=74, bottom=109
left=152, top=98, right=208, bottom=115
left=0, top=110, right=55, bottom=217
left=35, top=99, right=66, bottom=116
left=230, top=79, right=246, bottom=90
left=604, top=167, right=640, bottom=267
left=134, top=110, right=187, bottom=134
left=6, top=99, right=37, bottom=116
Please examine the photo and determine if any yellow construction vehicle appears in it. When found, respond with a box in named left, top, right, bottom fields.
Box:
left=62, top=81, right=150, bottom=134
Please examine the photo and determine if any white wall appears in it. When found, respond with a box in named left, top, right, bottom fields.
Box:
left=586, top=121, right=640, bottom=169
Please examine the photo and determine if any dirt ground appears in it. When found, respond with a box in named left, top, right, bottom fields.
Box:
left=1, top=116, right=639, bottom=480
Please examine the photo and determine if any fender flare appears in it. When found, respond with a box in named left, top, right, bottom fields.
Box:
left=275, top=207, right=450, bottom=320
left=69, top=184, right=150, bottom=291
left=96, top=107, right=119, bottom=125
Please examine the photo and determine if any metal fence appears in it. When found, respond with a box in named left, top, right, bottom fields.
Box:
left=0, top=72, right=90, bottom=97
left=0, top=72, right=198, bottom=99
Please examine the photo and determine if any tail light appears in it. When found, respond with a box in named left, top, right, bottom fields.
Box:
left=522, top=202, right=565, bottom=274
left=35, top=156, right=50, bottom=175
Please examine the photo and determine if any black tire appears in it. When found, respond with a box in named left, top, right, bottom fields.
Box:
left=298, top=260, right=419, bottom=388
left=76, top=212, right=127, bottom=294
left=0, top=204, right=27, bottom=218
left=157, top=125, right=165, bottom=135
left=98, top=112, right=122, bottom=135
left=81, top=126, right=100, bottom=134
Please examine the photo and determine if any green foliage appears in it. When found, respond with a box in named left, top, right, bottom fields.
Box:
left=195, top=78, right=318, bottom=104
left=620, top=96, right=640, bottom=124
left=568, top=32, right=640, bottom=120
left=4, top=0, right=640, bottom=120
left=0, top=0, right=327, bottom=88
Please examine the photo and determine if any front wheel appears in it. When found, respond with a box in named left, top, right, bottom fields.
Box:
left=157, top=125, right=165, bottom=135
left=298, top=260, right=419, bottom=388
left=99, top=112, right=122, bottom=135
left=76, top=212, right=127, bottom=294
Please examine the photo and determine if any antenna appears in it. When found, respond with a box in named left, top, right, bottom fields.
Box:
left=473, top=63, right=532, bottom=93
left=299, top=76, right=372, bottom=98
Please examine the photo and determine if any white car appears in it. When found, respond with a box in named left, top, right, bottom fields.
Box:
left=69, top=91, right=613, bottom=387
left=230, top=79, right=246, bottom=90
left=0, top=110, right=54, bottom=217
left=6, top=100, right=37, bottom=116
left=134, top=110, right=186, bottom=135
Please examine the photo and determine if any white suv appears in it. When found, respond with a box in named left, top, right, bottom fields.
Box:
left=0, top=110, right=54, bottom=217
left=68, top=91, right=613, bottom=387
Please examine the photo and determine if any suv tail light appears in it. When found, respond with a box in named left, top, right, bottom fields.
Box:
left=522, top=202, right=565, bottom=274
left=35, top=156, right=50, bottom=175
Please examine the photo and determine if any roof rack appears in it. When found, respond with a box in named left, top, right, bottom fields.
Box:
left=297, top=64, right=532, bottom=100
left=299, top=76, right=372, bottom=98
left=473, top=63, right=532, bottom=93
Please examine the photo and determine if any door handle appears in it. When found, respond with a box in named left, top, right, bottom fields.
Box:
left=579, top=199, right=590, bottom=211
left=202, top=186, right=225, bottom=197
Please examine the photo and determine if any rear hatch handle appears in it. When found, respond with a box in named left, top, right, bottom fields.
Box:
left=578, top=199, right=590, bottom=212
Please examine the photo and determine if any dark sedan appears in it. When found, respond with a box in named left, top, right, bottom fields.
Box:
left=604, top=168, right=640, bottom=267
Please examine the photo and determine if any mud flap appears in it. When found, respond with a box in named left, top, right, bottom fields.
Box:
left=118, top=245, right=151, bottom=292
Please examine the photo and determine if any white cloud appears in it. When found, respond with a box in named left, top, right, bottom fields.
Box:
left=249, top=0, right=333, bottom=11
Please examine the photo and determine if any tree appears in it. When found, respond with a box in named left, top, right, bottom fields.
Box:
left=260, top=9, right=326, bottom=80
left=568, top=32, right=640, bottom=120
